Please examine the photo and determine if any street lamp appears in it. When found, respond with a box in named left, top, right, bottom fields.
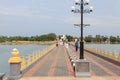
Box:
left=71, top=0, right=93, bottom=59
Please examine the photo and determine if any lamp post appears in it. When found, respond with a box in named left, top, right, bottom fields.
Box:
left=71, top=0, right=93, bottom=59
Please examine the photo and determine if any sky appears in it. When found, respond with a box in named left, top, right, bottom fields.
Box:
left=0, top=0, right=120, bottom=37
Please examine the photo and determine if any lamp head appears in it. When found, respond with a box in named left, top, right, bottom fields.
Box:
left=89, top=6, right=93, bottom=12
left=75, top=0, right=80, bottom=5
left=71, top=6, right=75, bottom=12
left=85, top=0, right=90, bottom=5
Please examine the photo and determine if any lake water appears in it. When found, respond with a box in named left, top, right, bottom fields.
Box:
left=0, top=44, right=49, bottom=75
left=85, top=44, right=120, bottom=55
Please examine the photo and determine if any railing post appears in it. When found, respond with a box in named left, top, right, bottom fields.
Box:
left=111, top=51, right=116, bottom=60
left=21, top=56, right=26, bottom=71
left=32, top=53, right=35, bottom=63
left=8, top=48, right=22, bottom=79
left=27, top=54, right=31, bottom=66
left=106, top=51, right=110, bottom=58
left=117, top=52, right=120, bottom=62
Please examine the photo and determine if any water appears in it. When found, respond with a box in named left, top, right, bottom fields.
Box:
left=0, top=44, right=49, bottom=75
left=85, top=44, right=120, bottom=54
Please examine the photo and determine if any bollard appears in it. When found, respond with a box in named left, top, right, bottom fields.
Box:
left=8, top=48, right=22, bottom=79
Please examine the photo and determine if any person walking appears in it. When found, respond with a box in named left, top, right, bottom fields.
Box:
left=75, top=41, right=78, bottom=52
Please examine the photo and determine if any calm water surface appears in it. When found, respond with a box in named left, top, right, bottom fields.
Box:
left=85, top=44, right=120, bottom=54
left=0, top=44, right=49, bottom=75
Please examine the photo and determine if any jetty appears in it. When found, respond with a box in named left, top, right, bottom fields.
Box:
left=5, top=43, right=120, bottom=80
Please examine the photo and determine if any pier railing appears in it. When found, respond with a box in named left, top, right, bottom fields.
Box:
left=69, top=43, right=120, bottom=63
left=8, top=44, right=56, bottom=79
left=85, top=46, right=120, bottom=62
left=20, top=44, right=55, bottom=71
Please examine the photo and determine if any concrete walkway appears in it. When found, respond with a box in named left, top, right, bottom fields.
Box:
left=23, top=45, right=73, bottom=77
left=69, top=45, right=120, bottom=76
left=20, top=44, right=120, bottom=80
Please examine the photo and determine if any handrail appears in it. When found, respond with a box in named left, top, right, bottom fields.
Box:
left=8, top=44, right=56, bottom=79
left=84, top=46, right=120, bottom=62
left=20, top=44, right=56, bottom=71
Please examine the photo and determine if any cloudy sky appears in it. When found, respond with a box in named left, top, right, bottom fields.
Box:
left=0, top=0, right=120, bottom=37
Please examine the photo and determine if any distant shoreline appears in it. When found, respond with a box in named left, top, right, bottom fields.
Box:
left=0, top=41, right=56, bottom=45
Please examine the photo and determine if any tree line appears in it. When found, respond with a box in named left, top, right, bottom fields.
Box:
left=0, top=33, right=57, bottom=43
left=62, top=35, right=120, bottom=44
left=0, top=33, right=120, bottom=44
left=84, top=35, right=120, bottom=44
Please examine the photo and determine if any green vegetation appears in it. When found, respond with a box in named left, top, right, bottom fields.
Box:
left=0, top=33, right=120, bottom=44
left=66, top=35, right=74, bottom=41
left=84, top=35, right=120, bottom=44
left=0, top=33, right=57, bottom=43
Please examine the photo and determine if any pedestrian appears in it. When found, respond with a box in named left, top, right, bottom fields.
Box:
left=56, top=42, right=58, bottom=47
left=75, top=41, right=78, bottom=51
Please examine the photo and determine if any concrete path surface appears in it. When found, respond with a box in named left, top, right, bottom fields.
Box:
left=23, top=45, right=73, bottom=77
left=20, top=44, right=120, bottom=80
left=69, top=45, right=120, bottom=76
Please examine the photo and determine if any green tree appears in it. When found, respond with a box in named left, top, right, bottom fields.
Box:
left=66, top=35, right=74, bottom=41
left=95, top=35, right=102, bottom=43
left=102, top=36, right=108, bottom=42
left=84, top=35, right=93, bottom=42
left=47, top=33, right=57, bottom=41
left=0, top=36, right=7, bottom=42
left=116, top=36, right=120, bottom=43
left=39, top=34, right=47, bottom=41
left=110, top=36, right=116, bottom=43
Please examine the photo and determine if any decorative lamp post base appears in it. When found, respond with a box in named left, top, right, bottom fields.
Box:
left=74, top=59, right=91, bottom=77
